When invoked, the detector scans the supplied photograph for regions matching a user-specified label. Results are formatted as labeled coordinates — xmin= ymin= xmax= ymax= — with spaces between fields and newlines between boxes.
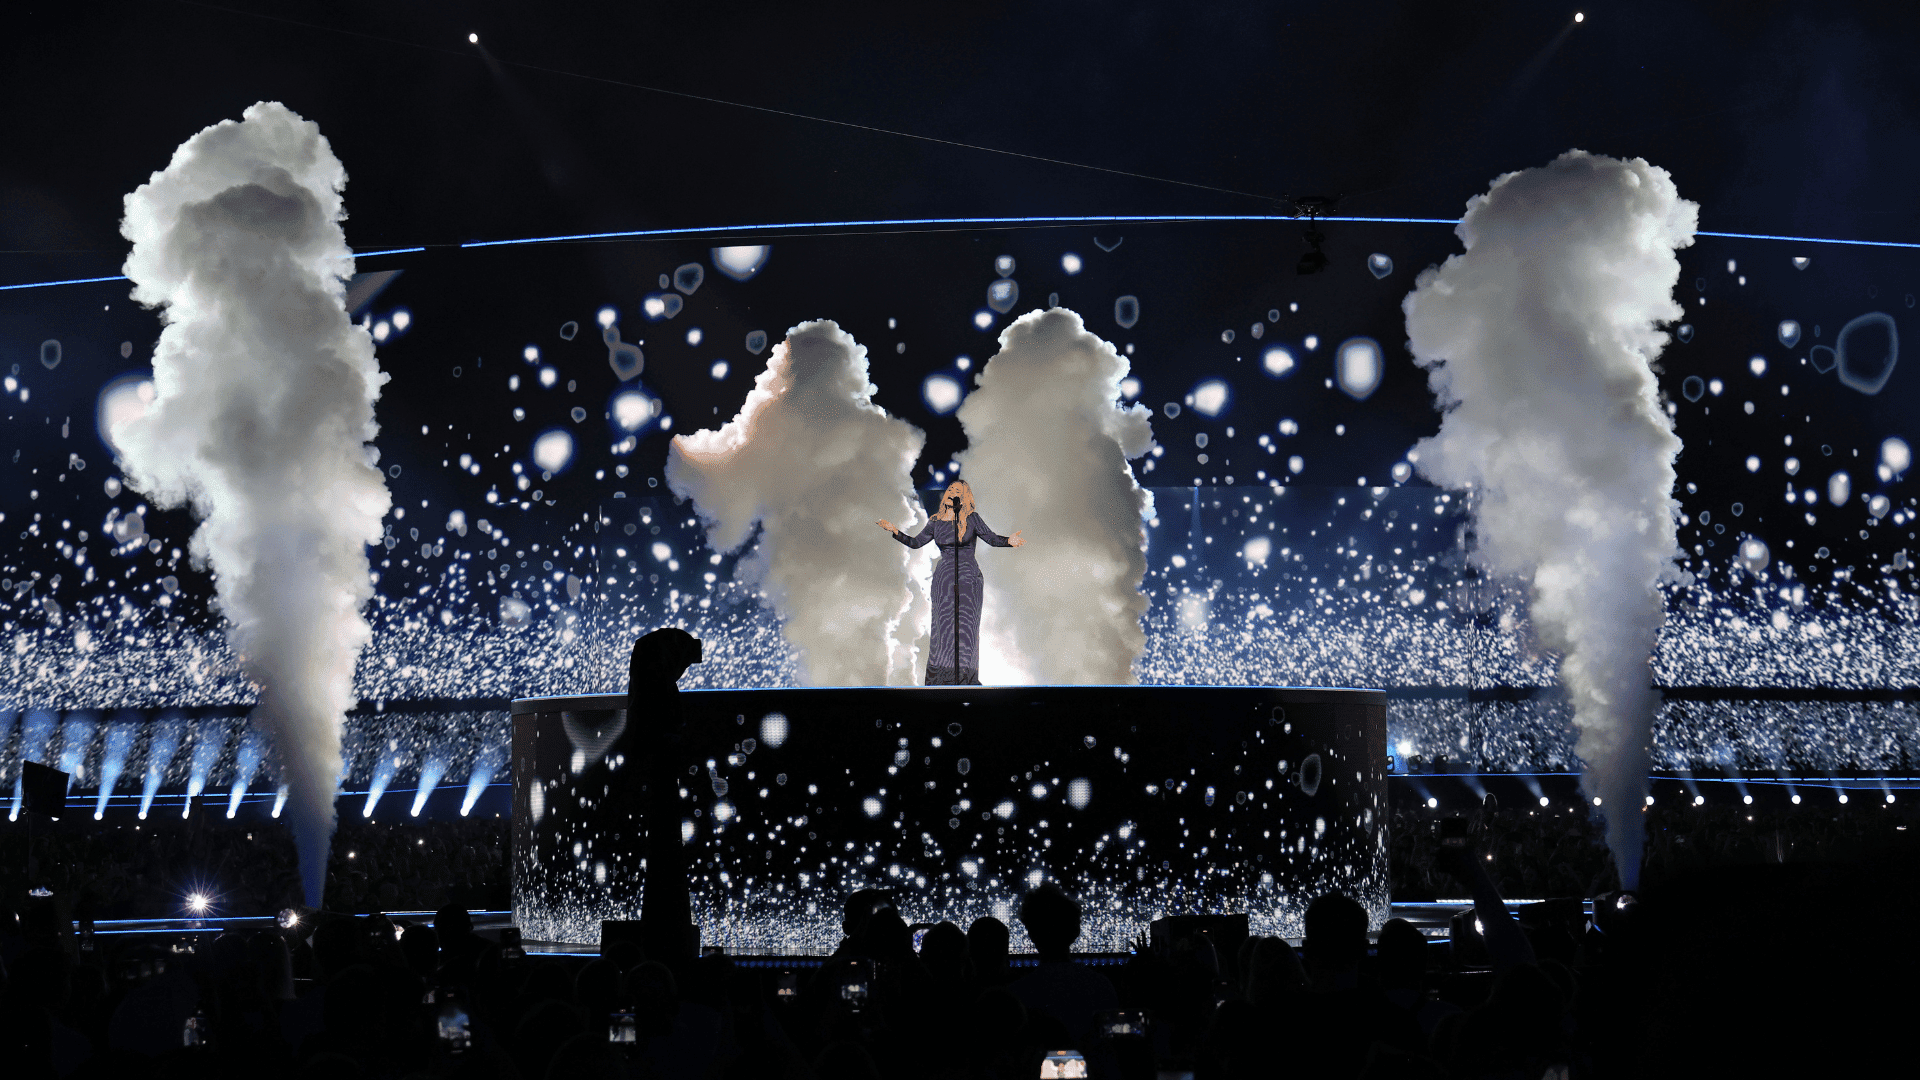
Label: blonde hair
xmin=934 ymin=480 xmax=976 ymax=540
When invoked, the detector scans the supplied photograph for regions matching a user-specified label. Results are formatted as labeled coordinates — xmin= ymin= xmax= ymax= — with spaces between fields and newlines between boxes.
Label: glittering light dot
xmin=1190 ymin=380 xmax=1229 ymax=417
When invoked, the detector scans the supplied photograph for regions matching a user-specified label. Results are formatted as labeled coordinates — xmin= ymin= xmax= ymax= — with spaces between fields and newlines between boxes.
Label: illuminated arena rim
xmin=511 ymin=686 xmax=1388 ymax=952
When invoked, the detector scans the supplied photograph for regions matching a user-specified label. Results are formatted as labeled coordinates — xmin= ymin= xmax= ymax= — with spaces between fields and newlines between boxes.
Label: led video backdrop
xmin=1 ymin=223 xmax=1915 ymax=799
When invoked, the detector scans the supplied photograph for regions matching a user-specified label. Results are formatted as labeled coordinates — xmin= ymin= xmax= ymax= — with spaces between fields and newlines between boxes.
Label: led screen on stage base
xmin=511 ymin=686 xmax=1388 ymax=951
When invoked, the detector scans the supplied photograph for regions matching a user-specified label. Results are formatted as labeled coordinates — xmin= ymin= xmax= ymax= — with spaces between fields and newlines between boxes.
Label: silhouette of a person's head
xmin=1303 ymin=893 xmax=1369 ymax=990
xmin=969 ymin=916 xmax=1011 ymax=979
xmin=841 ymin=889 xmax=896 ymax=938
xmin=1017 ymin=883 xmax=1083 ymax=961
xmin=1376 ymin=917 xmax=1428 ymax=991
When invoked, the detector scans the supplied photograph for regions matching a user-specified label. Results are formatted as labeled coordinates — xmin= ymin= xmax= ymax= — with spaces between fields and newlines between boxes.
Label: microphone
xmin=948 ymin=496 xmax=962 ymax=510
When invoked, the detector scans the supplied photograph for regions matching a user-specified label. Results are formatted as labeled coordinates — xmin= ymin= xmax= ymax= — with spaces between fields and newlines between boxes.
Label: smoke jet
xmin=956 ymin=309 xmax=1155 ymax=684
xmin=667 ymin=321 xmax=929 ymax=686
xmin=1403 ymin=151 xmax=1695 ymax=889
xmin=117 ymin=102 xmax=391 ymax=906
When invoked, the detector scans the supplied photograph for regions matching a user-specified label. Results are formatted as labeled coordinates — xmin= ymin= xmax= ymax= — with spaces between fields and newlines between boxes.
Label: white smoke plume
xmin=117 ymin=102 xmax=391 ymax=907
xmin=1403 ymin=151 xmax=1695 ymax=889
xmin=667 ymin=320 xmax=930 ymax=686
xmin=956 ymin=309 xmax=1155 ymax=684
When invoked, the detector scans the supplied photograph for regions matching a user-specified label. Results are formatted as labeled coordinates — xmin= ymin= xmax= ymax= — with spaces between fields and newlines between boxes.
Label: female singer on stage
xmin=876 ymin=479 xmax=1024 ymax=685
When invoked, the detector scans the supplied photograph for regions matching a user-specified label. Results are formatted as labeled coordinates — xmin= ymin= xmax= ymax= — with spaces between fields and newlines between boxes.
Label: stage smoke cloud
xmin=957 ymin=309 xmax=1155 ymax=684
xmin=668 ymin=321 xmax=930 ymax=686
xmin=117 ymin=102 xmax=391 ymax=906
xmin=1403 ymin=150 xmax=1695 ymax=889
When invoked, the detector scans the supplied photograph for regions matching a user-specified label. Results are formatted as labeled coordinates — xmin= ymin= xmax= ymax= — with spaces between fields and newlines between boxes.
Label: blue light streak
xmin=457 ymin=215 xmax=1458 ymax=248
xmin=0 ymin=274 xmax=130 ymax=292
xmin=1697 ymin=230 xmax=1920 ymax=249
xmin=5 ymin=223 xmax=1916 ymax=290
xmin=0 ymin=247 xmax=425 ymax=291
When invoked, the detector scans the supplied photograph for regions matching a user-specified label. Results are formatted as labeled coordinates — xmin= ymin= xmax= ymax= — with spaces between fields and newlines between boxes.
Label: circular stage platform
xmin=511 ymin=685 xmax=1388 ymax=952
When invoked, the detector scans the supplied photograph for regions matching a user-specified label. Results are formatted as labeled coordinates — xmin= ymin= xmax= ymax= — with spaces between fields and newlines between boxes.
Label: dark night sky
xmin=4 ymin=0 xmax=1918 ymax=287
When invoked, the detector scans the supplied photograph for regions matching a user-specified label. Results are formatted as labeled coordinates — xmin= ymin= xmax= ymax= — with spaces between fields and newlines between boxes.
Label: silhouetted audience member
xmin=400 ymin=922 xmax=440 ymax=981
xmin=629 ymin=958 xmax=729 ymax=1076
xmin=574 ymin=956 xmax=624 ymax=1030
xmin=1008 ymin=883 xmax=1118 ymax=1045
xmin=1244 ymin=933 xmax=1308 ymax=1007
xmin=1297 ymin=894 xmax=1423 ymax=1079
xmin=1377 ymin=917 xmax=1461 ymax=1042
xmin=917 ymin=921 xmax=972 ymax=987
xmin=434 ymin=904 xmax=488 ymax=969
xmin=967 ymin=915 xmax=1013 ymax=987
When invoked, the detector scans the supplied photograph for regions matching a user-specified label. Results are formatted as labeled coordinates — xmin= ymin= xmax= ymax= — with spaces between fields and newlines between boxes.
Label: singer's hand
xmin=875 ymin=519 xmax=898 ymax=534
xmin=1008 ymin=530 xmax=1025 ymax=548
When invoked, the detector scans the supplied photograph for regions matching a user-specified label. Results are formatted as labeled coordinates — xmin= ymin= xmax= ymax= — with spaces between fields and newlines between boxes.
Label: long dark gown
xmin=894 ymin=513 xmax=1013 ymax=685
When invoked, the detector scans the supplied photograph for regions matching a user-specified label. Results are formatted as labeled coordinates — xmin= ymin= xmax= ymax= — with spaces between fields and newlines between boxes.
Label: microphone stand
xmin=949 ymin=495 xmax=963 ymax=685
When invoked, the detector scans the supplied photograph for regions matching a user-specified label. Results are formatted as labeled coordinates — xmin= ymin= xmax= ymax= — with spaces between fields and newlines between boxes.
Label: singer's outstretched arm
xmin=969 ymin=515 xmax=1026 ymax=548
xmin=881 ymin=519 xmax=938 ymax=548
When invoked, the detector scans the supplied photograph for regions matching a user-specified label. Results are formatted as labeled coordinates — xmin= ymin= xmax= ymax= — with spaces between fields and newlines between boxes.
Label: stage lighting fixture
xmin=1574 ymin=12 xmax=1584 ymax=23
xmin=277 ymin=907 xmax=302 ymax=929
xmin=1283 ymin=194 xmax=1339 ymax=275
xmin=468 ymin=32 xmax=478 ymax=43
xmin=186 ymin=893 xmax=210 ymax=914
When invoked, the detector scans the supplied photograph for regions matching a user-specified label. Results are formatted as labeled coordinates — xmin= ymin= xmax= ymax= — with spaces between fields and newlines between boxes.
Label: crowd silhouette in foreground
xmin=0 ymin=856 xmax=1612 ymax=1080
xmin=1 ymin=793 xmax=1910 ymax=1077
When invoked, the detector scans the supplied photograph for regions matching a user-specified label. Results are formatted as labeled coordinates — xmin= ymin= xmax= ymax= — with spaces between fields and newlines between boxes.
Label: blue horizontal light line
xmin=1697 ymin=230 xmax=1920 ymax=249
xmin=7 ymin=219 xmax=1912 ymax=290
xmin=9 ymin=221 xmax=1917 ymax=290
xmin=0 ymin=274 xmax=128 ymax=291
xmin=458 ymin=217 xmax=1920 ymax=250
xmin=0 ymin=246 xmax=421 ymax=291
xmin=458 ymin=214 xmax=1457 ymax=248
